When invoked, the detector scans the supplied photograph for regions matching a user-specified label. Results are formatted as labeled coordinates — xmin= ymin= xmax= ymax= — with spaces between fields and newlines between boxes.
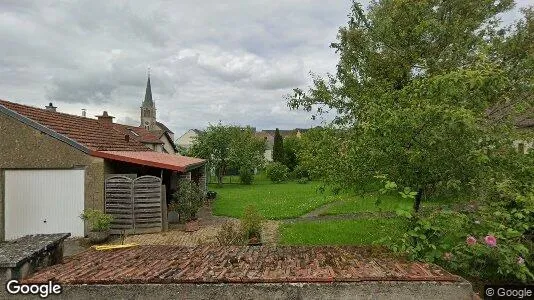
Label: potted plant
xmin=80 ymin=209 xmax=113 ymax=244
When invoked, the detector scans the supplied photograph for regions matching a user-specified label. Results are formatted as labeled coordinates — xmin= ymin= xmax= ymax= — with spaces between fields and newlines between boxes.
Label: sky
xmin=0 ymin=0 xmax=531 ymax=137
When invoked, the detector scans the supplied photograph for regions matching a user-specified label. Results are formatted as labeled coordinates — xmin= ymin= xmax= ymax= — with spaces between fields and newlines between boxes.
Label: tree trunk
xmin=413 ymin=188 xmax=423 ymax=213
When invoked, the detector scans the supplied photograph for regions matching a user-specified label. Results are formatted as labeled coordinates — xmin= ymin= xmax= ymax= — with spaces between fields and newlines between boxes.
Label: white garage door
xmin=5 ymin=169 xmax=85 ymax=240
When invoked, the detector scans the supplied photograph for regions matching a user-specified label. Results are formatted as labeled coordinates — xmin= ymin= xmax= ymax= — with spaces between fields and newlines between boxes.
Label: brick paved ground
xmin=110 ymin=206 xmax=280 ymax=246
xmin=25 ymin=245 xmax=459 ymax=285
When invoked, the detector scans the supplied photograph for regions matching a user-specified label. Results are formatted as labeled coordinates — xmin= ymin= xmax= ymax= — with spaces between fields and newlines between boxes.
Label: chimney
xmin=81 ymin=109 xmax=86 ymax=117
xmin=95 ymin=111 xmax=115 ymax=124
xmin=45 ymin=102 xmax=57 ymax=112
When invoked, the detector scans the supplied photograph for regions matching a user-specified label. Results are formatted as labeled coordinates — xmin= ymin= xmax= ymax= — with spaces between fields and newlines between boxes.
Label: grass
xmin=279 ymin=218 xmax=407 ymax=245
xmin=321 ymin=192 xmax=463 ymax=216
xmin=210 ymin=176 xmax=335 ymax=220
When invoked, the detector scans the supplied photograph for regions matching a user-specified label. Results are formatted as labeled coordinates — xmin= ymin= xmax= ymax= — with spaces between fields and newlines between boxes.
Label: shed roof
xmin=93 ymin=151 xmax=205 ymax=172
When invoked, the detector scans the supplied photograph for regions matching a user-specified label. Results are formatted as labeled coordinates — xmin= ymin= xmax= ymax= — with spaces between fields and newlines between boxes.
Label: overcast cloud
xmin=0 ymin=0 xmax=530 ymax=136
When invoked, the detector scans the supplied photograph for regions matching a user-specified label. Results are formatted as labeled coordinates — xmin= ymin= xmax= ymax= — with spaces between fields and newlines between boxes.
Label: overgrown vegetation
xmin=265 ymin=162 xmax=289 ymax=183
xmin=80 ymin=209 xmax=113 ymax=232
xmin=216 ymin=205 xmax=264 ymax=245
xmin=189 ymin=123 xmax=265 ymax=186
xmin=170 ymin=180 xmax=204 ymax=223
xmin=286 ymin=0 xmax=534 ymax=284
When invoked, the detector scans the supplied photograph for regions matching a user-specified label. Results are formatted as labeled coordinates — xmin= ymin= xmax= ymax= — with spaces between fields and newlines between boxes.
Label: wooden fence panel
xmin=133 ymin=176 xmax=162 ymax=233
xmin=105 ymin=175 xmax=163 ymax=235
xmin=105 ymin=176 xmax=134 ymax=235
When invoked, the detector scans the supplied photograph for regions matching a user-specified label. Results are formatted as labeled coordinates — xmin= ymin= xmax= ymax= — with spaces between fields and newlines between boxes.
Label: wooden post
xmin=161 ymin=184 xmax=168 ymax=232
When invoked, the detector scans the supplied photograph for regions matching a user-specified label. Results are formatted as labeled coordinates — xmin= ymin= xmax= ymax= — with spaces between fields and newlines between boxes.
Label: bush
xmin=171 ymin=180 xmax=204 ymax=223
xmin=239 ymin=167 xmax=254 ymax=185
xmin=80 ymin=209 xmax=113 ymax=232
xmin=265 ymin=162 xmax=289 ymax=183
xmin=216 ymin=221 xmax=245 ymax=245
xmin=240 ymin=205 xmax=263 ymax=240
xmin=291 ymin=165 xmax=309 ymax=180
xmin=297 ymin=177 xmax=309 ymax=184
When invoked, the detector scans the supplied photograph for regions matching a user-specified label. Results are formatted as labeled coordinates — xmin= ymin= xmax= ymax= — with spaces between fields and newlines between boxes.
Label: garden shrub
xmin=171 ymin=180 xmax=204 ymax=223
xmin=380 ymin=177 xmax=534 ymax=283
xmin=240 ymin=205 xmax=263 ymax=240
xmin=216 ymin=222 xmax=245 ymax=246
xmin=79 ymin=209 xmax=113 ymax=232
xmin=290 ymin=165 xmax=309 ymax=180
xmin=265 ymin=162 xmax=289 ymax=183
xmin=297 ymin=177 xmax=309 ymax=184
xmin=239 ymin=167 xmax=254 ymax=185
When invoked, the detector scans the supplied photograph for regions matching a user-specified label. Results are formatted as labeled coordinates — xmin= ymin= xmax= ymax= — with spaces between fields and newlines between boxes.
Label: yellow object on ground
xmin=92 ymin=243 xmax=139 ymax=251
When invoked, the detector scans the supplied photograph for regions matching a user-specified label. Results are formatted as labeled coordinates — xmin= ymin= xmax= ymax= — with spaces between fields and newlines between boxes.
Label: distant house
xmin=0 ymin=98 xmax=206 ymax=240
xmin=256 ymin=128 xmax=309 ymax=162
xmin=175 ymin=129 xmax=204 ymax=150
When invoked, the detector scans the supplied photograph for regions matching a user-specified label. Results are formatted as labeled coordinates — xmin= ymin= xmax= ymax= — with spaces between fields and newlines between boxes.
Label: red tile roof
xmin=0 ymin=99 xmax=150 ymax=151
xmin=112 ymin=123 xmax=163 ymax=144
xmin=24 ymin=245 xmax=460 ymax=285
xmin=93 ymin=151 xmax=205 ymax=172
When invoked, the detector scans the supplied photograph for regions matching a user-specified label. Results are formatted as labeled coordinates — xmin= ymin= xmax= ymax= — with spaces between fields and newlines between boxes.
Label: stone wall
xmin=0 ymin=114 xmax=105 ymax=240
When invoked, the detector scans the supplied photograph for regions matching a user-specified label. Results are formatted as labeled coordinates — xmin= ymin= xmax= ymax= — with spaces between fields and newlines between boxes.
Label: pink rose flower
xmin=518 ymin=257 xmax=525 ymax=265
xmin=466 ymin=236 xmax=477 ymax=246
xmin=484 ymin=235 xmax=497 ymax=247
xmin=443 ymin=252 xmax=453 ymax=261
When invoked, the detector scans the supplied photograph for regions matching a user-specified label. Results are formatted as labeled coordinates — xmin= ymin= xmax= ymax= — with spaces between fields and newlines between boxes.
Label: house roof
xmin=112 ymin=124 xmax=163 ymax=144
xmin=0 ymin=99 xmax=206 ymax=171
xmin=93 ymin=151 xmax=205 ymax=172
xmin=0 ymin=99 xmax=150 ymax=151
xmin=156 ymin=121 xmax=173 ymax=134
xmin=261 ymin=128 xmax=310 ymax=137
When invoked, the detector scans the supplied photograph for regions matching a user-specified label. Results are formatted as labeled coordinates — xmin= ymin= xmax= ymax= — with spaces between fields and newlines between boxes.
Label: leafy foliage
xmin=189 ymin=123 xmax=265 ymax=186
xmin=239 ymin=167 xmax=254 ymax=185
xmin=80 ymin=209 xmax=113 ymax=232
xmin=171 ymin=180 xmax=204 ymax=223
xmin=287 ymin=0 xmax=532 ymax=211
xmin=272 ymin=128 xmax=285 ymax=163
xmin=216 ymin=221 xmax=245 ymax=246
xmin=240 ymin=205 xmax=264 ymax=240
xmin=283 ymin=136 xmax=301 ymax=171
xmin=265 ymin=162 xmax=289 ymax=183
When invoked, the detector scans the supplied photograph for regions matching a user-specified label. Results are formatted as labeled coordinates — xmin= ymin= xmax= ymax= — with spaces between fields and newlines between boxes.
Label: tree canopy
xmin=189 ymin=124 xmax=265 ymax=186
xmin=288 ymin=0 xmax=533 ymax=211
xmin=272 ymin=128 xmax=285 ymax=163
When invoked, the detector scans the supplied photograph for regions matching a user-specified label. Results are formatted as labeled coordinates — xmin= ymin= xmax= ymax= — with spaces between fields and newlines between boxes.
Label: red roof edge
xmin=91 ymin=150 xmax=196 ymax=172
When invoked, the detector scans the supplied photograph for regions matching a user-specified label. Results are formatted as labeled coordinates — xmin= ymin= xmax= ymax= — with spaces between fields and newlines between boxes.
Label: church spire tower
xmin=140 ymin=68 xmax=156 ymax=130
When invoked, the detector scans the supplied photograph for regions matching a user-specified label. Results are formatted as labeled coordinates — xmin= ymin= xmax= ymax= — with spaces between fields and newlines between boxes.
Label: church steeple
xmin=140 ymin=68 xmax=156 ymax=130
xmin=143 ymin=70 xmax=154 ymax=107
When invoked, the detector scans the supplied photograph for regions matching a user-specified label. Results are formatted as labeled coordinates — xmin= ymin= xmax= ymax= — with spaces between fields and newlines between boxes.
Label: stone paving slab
xmin=24 ymin=245 xmax=459 ymax=285
xmin=0 ymin=233 xmax=70 ymax=268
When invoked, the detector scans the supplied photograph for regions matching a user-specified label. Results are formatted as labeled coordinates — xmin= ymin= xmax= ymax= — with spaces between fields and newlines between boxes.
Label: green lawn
xmin=279 ymin=218 xmax=407 ymax=245
xmin=321 ymin=193 xmax=454 ymax=216
xmin=210 ymin=178 xmax=335 ymax=220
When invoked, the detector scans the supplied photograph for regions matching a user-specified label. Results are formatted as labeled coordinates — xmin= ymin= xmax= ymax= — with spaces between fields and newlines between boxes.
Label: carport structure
xmin=0 ymin=99 xmax=206 ymax=240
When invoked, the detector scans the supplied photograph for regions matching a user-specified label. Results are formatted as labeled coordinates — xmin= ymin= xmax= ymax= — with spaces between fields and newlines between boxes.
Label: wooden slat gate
xmin=105 ymin=175 xmax=163 ymax=234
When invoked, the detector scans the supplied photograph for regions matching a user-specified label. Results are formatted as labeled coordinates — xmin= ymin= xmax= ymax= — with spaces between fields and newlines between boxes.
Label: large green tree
xmin=189 ymin=124 xmax=265 ymax=186
xmin=289 ymin=0 xmax=532 ymax=211
xmin=272 ymin=128 xmax=285 ymax=163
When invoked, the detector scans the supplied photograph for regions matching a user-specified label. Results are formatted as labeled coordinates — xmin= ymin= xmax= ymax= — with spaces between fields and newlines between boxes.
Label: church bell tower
xmin=140 ymin=70 xmax=156 ymax=131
